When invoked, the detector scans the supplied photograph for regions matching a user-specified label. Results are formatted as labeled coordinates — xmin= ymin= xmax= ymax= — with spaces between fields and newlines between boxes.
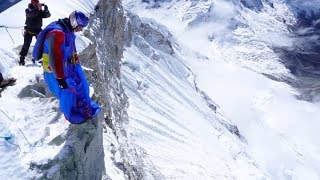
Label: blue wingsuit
xmin=33 ymin=18 xmax=100 ymax=124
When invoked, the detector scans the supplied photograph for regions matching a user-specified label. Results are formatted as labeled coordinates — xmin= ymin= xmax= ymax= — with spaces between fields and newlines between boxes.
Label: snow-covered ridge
xmin=0 ymin=0 xmax=320 ymax=179
xmin=122 ymin=0 xmax=320 ymax=179
xmin=121 ymin=11 xmax=266 ymax=179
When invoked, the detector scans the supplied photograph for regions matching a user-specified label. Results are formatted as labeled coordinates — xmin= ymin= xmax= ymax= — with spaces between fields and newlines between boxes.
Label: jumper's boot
xmin=19 ymin=56 xmax=25 ymax=66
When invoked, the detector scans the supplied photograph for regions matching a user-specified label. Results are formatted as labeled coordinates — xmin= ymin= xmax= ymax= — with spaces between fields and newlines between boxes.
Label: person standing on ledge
xmin=33 ymin=10 xmax=101 ymax=124
xmin=19 ymin=0 xmax=50 ymax=65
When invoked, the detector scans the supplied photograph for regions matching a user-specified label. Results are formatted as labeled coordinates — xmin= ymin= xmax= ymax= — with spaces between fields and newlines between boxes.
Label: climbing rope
xmin=19 ymin=139 xmax=44 ymax=159
xmin=0 ymin=25 xmax=24 ymax=44
xmin=0 ymin=109 xmax=47 ymax=158
xmin=0 ymin=109 xmax=32 ymax=146
xmin=0 ymin=25 xmax=24 ymax=31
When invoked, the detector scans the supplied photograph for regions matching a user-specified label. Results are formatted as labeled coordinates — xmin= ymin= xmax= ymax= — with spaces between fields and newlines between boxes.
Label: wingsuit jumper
xmin=19 ymin=0 xmax=51 ymax=65
xmin=33 ymin=10 xmax=101 ymax=124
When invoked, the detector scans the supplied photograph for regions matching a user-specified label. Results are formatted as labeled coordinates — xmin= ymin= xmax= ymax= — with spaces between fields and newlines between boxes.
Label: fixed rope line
xmin=0 ymin=108 xmax=45 ymax=158
xmin=0 ymin=25 xmax=24 ymax=44
xmin=4 ymin=26 xmax=15 ymax=44
xmin=20 ymin=139 xmax=44 ymax=159
xmin=0 ymin=25 xmax=24 ymax=29
xmin=0 ymin=109 xmax=32 ymax=146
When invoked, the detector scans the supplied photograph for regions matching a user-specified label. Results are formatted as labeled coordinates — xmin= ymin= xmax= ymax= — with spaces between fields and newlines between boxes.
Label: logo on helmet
xmin=69 ymin=10 xmax=89 ymax=29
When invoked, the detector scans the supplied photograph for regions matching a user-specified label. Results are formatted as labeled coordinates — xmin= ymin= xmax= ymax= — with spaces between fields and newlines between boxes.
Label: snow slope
xmin=122 ymin=0 xmax=320 ymax=179
xmin=0 ymin=0 xmax=319 ymax=179
xmin=0 ymin=0 xmax=102 ymax=179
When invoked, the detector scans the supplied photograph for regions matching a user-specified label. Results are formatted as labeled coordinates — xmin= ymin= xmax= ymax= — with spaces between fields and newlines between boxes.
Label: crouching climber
xmin=33 ymin=10 xmax=101 ymax=124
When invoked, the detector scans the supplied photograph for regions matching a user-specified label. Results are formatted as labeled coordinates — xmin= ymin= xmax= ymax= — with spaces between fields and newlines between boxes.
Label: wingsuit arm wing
xmin=46 ymin=30 xmax=65 ymax=80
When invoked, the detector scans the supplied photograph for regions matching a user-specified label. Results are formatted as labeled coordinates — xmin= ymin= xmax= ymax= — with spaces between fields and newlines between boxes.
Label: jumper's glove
xmin=57 ymin=78 xmax=68 ymax=89
xmin=44 ymin=5 xmax=48 ymax=11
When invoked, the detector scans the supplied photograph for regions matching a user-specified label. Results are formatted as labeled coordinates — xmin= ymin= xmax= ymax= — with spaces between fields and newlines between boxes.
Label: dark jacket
xmin=25 ymin=3 xmax=51 ymax=33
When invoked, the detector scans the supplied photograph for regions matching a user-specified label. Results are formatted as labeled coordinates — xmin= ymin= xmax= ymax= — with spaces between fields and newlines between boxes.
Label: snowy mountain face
xmin=273 ymin=2 xmax=320 ymax=101
xmin=133 ymin=0 xmax=320 ymax=101
xmin=0 ymin=0 xmax=320 ymax=179
xmin=0 ymin=0 xmax=21 ymax=13
xmin=240 ymin=0 xmax=273 ymax=12
xmin=87 ymin=1 xmax=253 ymax=178
xmin=119 ymin=11 xmax=257 ymax=179
xmin=121 ymin=0 xmax=320 ymax=179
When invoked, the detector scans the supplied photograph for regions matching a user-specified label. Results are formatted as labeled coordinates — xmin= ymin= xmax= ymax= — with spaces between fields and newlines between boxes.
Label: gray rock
xmin=31 ymin=114 xmax=105 ymax=180
xmin=18 ymin=78 xmax=54 ymax=98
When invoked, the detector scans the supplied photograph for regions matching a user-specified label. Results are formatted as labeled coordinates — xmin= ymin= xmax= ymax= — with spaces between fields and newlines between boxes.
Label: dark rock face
xmin=296 ymin=10 xmax=320 ymax=26
xmin=273 ymin=11 xmax=320 ymax=101
xmin=18 ymin=78 xmax=54 ymax=98
xmin=239 ymin=0 xmax=274 ymax=11
xmin=30 ymin=116 xmax=105 ymax=180
xmin=88 ymin=2 xmax=167 ymax=179
xmin=127 ymin=12 xmax=175 ymax=55
xmin=89 ymin=0 xmax=149 ymax=179
xmin=141 ymin=0 xmax=172 ymax=8
xmin=238 ymin=0 xmax=273 ymax=11
xmin=89 ymin=0 xmax=128 ymax=129
xmin=78 ymin=44 xmax=107 ymax=108
xmin=240 ymin=0 xmax=264 ymax=11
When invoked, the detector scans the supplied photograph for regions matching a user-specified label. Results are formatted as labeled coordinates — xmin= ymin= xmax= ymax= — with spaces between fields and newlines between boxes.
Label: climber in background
xmin=19 ymin=0 xmax=51 ymax=66
xmin=33 ymin=10 xmax=101 ymax=124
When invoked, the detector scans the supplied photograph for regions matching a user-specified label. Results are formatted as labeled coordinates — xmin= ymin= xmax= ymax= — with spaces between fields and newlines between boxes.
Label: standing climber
xmin=19 ymin=0 xmax=51 ymax=65
xmin=33 ymin=10 xmax=101 ymax=124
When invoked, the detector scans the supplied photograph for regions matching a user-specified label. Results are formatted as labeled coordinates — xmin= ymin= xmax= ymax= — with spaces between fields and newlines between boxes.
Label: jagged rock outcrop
xmin=30 ymin=115 xmax=105 ymax=180
xmin=18 ymin=76 xmax=54 ymax=98
xmin=88 ymin=0 xmax=150 ymax=179
xmin=89 ymin=0 xmax=127 ymax=125
xmin=239 ymin=0 xmax=274 ymax=11
xmin=88 ymin=1 xmax=165 ymax=179
xmin=127 ymin=12 xmax=175 ymax=55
